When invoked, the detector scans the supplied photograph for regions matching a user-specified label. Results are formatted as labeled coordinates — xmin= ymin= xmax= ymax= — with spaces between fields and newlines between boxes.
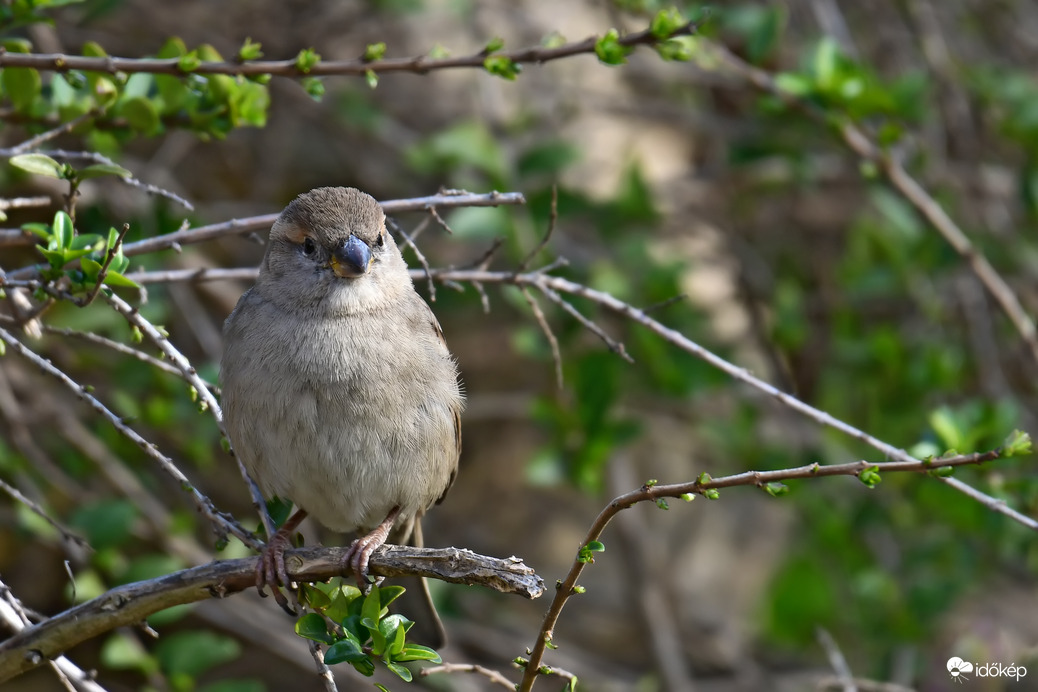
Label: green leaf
xmin=38 ymin=247 xmax=66 ymax=270
xmin=238 ymin=37 xmax=263 ymax=61
xmin=650 ymin=8 xmax=685 ymax=39
xmin=378 ymin=585 xmax=406 ymax=609
xmin=324 ymin=638 xmax=367 ymax=666
xmin=703 ymin=488 xmax=720 ymax=500
xmin=595 ymin=29 xmax=633 ymax=66
xmin=365 ymin=69 xmax=378 ymax=90
xmin=70 ymin=233 xmax=103 ymax=250
xmin=53 ymin=211 xmax=74 ymax=250
xmin=230 ymin=81 xmax=270 ymax=126
xmin=302 ymin=76 xmax=325 ymax=101
xmin=155 ymin=631 xmax=241 ymax=677
xmin=483 ymin=55 xmax=520 ymax=80
xmin=396 ymin=644 xmax=441 ymax=663
xmin=578 ymin=540 xmax=606 ymax=563
xmin=81 ymin=257 xmax=103 ymax=281
xmin=294 ymin=613 xmax=333 ymax=644
xmin=378 ymin=614 xmax=411 ymax=656
xmin=77 ymin=163 xmax=132 ymax=180
xmin=655 ymin=37 xmax=696 ymax=62
xmin=858 ymin=466 xmax=882 ymax=488
xmin=2 ymin=67 xmax=41 ymax=111
xmin=386 ymin=661 xmax=412 ymax=682
xmin=326 ymin=584 xmax=362 ymax=622
xmin=23 ymin=222 xmax=51 ymax=239
xmin=295 ymin=48 xmax=321 ymax=73
xmin=361 ymin=587 xmax=381 ymax=625
xmin=763 ymin=482 xmax=790 ymax=497
xmin=1002 ymin=429 xmax=1032 ymax=457
xmin=364 ymin=42 xmax=386 ymax=61
xmin=119 ymin=96 xmax=161 ymax=135
xmin=484 ymin=37 xmax=505 ymax=53
xmin=10 ymin=153 xmax=63 ymax=178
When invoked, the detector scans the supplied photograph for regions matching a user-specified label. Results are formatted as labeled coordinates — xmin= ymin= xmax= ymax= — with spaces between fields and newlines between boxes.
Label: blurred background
xmin=1 ymin=0 xmax=1037 ymax=690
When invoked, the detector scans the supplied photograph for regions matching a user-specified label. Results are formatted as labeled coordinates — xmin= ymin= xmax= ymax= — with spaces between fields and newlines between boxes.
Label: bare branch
xmin=520 ymin=286 xmax=563 ymax=388
xmin=0 ymin=111 xmax=95 ymax=156
xmin=421 ymin=662 xmax=516 ymax=689
xmin=0 ymin=476 xmax=89 ymax=550
xmin=705 ymin=41 xmax=1038 ymax=369
xmin=101 ymin=292 xmax=273 ymax=540
xmin=0 ymin=545 xmax=544 ymax=683
xmin=0 ymin=325 xmax=258 ymax=549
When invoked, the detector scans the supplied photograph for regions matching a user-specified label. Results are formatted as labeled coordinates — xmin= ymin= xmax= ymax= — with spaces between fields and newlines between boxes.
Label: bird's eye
xmin=302 ymin=237 xmax=317 ymax=256
xmin=376 ymin=233 xmax=384 ymax=247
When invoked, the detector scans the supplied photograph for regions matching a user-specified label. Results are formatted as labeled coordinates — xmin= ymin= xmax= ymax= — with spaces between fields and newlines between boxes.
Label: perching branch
xmin=0 ymin=545 xmax=544 ymax=684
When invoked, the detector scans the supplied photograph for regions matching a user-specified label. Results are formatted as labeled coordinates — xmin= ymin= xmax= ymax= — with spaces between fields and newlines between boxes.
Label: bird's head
xmin=259 ymin=187 xmax=410 ymax=314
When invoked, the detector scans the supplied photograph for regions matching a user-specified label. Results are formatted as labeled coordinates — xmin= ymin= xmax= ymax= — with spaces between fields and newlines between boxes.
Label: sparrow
xmin=220 ymin=187 xmax=463 ymax=643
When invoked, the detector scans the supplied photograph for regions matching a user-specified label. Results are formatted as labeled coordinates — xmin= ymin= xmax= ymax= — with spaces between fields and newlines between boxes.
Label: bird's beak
xmin=330 ymin=235 xmax=372 ymax=278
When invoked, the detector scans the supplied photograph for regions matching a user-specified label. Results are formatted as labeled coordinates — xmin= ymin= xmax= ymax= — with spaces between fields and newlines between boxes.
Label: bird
xmin=220 ymin=187 xmax=463 ymax=643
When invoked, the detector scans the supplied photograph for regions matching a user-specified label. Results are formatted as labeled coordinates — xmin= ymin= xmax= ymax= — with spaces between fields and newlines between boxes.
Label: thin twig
xmin=517 ymin=446 xmax=1016 ymax=691
xmin=44 ymin=149 xmax=195 ymax=211
xmin=0 ymin=476 xmax=89 ymax=550
xmin=41 ymin=325 xmax=218 ymax=390
xmin=706 ymin=41 xmax=1038 ymax=369
xmin=75 ymin=223 xmax=128 ymax=307
xmin=107 ymin=263 xmax=1038 ymax=529
xmin=421 ymin=662 xmax=515 ymax=689
xmin=6 ymin=191 xmax=525 ymax=281
xmin=518 ymin=185 xmax=557 ymax=272
xmin=387 ymin=217 xmax=435 ymax=300
xmin=538 ymin=282 xmax=634 ymax=363
xmin=0 ymin=196 xmax=51 ymax=210
xmin=0 ymin=325 xmax=258 ymax=550
xmin=1 ymin=112 xmax=95 ymax=156
xmin=520 ymin=286 xmax=563 ymax=388
xmin=0 ymin=21 xmax=701 ymax=78
xmin=817 ymin=628 xmax=857 ymax=692
xmin=101 ymin=292 xmax=274 ymax=541
xmin=307 ymin=640 xmax=338 ymax=692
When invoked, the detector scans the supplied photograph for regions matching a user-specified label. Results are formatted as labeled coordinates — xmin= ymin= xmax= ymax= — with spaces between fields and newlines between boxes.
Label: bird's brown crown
xmin=274 ymin=187 xmax=385 ymax=246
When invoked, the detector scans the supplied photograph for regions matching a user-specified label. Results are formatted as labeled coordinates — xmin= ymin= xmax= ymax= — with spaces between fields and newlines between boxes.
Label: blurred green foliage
xmin=0 ymin=0 xmax=1036 ymax=689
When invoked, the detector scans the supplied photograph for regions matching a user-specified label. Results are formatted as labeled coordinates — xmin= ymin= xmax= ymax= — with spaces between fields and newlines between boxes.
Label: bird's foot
xmin=257 ymin=509 xmax=308 ymax=615
xmin=342 ymin=506 xmax=400 ymax=583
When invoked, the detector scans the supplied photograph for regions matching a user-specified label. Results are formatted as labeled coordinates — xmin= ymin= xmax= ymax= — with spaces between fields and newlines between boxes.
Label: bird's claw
xmin=257 ymin=529 xmax=298 ymax=615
